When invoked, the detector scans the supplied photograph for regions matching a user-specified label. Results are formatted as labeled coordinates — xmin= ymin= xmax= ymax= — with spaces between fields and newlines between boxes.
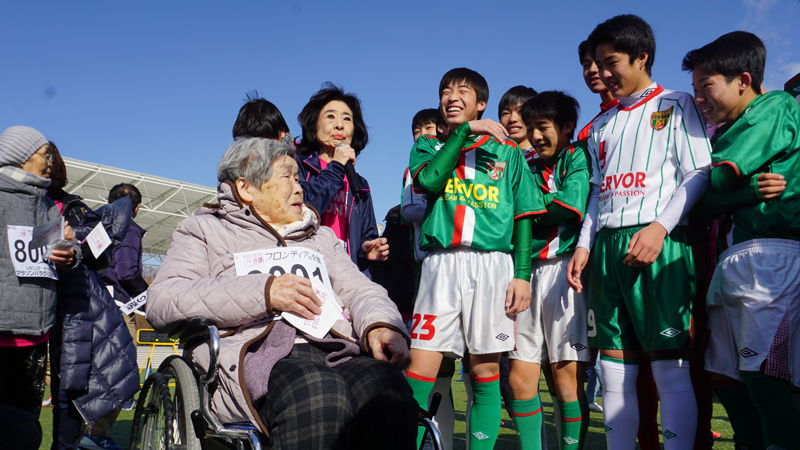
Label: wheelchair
xmin=129 ymin=319 xmax=444 ymax=450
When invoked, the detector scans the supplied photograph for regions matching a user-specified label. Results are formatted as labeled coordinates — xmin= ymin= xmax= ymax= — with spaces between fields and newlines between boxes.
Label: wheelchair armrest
xmin=169 ymin=319 xmax=216 ymax=348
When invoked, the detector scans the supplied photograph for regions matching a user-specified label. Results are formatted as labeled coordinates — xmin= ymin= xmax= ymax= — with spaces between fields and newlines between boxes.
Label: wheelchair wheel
xmin=131 ymin=371 xmax=173 ymax=450
xmin=158 ymin=356 xmax=202 ymax=450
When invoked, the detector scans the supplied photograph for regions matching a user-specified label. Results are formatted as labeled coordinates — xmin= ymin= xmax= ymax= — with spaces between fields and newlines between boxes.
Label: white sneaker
xmin=588 ymin=402 xmax=603 ymax=413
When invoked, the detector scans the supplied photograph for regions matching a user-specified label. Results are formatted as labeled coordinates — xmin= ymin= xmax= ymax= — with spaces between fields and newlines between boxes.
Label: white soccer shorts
xmin=705 ymin=239 xmax=800 ymax=387
xmin=510 ymin=255 xmax=590 ymax=364
xmin=410 ymin=247 xmax=515 ymax=358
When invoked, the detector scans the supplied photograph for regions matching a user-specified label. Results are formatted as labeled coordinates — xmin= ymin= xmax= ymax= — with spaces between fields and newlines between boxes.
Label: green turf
xmin=39 ymin=361 xmax=738 ymax=449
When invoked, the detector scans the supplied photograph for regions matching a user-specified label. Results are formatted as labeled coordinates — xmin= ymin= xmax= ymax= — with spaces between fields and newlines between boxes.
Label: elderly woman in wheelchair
xmin=144 ymin=137 xmax=419 ymax=450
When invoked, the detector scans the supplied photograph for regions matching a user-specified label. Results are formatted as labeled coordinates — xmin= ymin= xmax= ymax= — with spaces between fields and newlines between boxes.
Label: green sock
xmin=578 ymin=396 xmax=589 ymax=450
xmin=406 ymin=371 xmax=435 ymax=448
xmin=510 ymin=395 xmax=543 ymax=450
xmin=559 ymin=398 xmax=587 ymax=450
xmin=741 ymin=371 xmax=800 ymax=448
xmin=468 ymin=375 xmax=502 ymax=450
xmin=713 ymin=385 xmax=765 ymax=449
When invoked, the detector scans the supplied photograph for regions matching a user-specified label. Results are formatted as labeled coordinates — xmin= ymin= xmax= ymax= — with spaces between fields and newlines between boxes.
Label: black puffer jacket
xmin=48 ymin=190 xmax=140 ymax=425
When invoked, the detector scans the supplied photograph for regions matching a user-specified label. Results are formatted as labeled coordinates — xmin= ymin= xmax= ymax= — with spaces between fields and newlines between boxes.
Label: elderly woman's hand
xmin=269 ymin=274 xmax=322 ymax=319
xmin=49 ymin=248 xmax=76 ymax=266
xmin=367 ymin=327 xmax=411 ymax=368
xmin=64 ymin=224 xmax=75 ymax=241
xmin=361 ymin=238 xmax=389 ymax=261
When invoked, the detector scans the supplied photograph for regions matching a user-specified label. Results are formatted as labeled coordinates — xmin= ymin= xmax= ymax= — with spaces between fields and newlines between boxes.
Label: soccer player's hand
xmin=467 ymin=119 xmax=508 ymax=143
xmin=756 ymin=173 xmax=786 ymax=200
xmin=362 ymin=238 xmax=389 ymax=261
xmin=367 ymin=326 xmax=411 ymax=368
xmin=333 ymin=143 xmax=356 ymax=166
xmin=269 ymin=274 xmax=322 ymax=319
xmin=624 ymin=223 xmax=667 ymax=267
xmin=505 ymin=278 xmax=531 ymax=315
xmin=567 ymin=247 xmax=589 ymax=292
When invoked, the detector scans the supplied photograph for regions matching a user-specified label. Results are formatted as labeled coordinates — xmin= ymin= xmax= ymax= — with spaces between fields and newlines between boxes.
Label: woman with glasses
xmin=0 ymin=126 xmax=79 ymax=449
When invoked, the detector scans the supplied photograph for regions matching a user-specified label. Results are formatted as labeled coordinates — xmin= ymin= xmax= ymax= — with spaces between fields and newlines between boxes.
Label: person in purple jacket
xmin=295 ymin=83 xmax=389 ymax=276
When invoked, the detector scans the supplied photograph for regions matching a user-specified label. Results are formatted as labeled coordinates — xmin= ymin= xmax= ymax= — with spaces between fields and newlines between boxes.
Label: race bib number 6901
xmin=233 ymin=247 xmax=343 ymax=339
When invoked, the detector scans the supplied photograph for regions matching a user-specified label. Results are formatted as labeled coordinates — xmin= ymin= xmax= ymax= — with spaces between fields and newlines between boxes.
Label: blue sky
xmin=2 ymin=0 xmax=798 ymax=224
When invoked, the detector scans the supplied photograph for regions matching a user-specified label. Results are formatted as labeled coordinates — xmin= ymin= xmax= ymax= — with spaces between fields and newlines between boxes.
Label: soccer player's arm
xmin=710 ymin=93 xmax=800 ymax=191
xmin=411 ymin=123 xmax=471 ymax=194
xmin=650 ymin=97 xmax=713 ymax=234
xmin=506 ymin=151 xmax=543 ymax=315
xmin=534 ymin=145 xmax=591 ymax=228
xmin=568 ymin=130 xmax=601 ymax=290
xmin=692 ymin=175 xmax=771 ymax=217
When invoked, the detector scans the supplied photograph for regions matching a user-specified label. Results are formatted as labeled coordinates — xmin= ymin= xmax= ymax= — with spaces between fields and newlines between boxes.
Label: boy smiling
xmin=685 ymin=31 xmax=800 ymax=448
xmin=510 ymin=91 xmax=592 ymax=450
xmin=406 ymin=68 xmax=545 ymax=450
xmin=566 ymin=15 xmax=712 ymax=449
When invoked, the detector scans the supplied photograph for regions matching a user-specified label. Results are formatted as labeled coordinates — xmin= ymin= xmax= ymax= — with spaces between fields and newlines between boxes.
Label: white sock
xmin=431 ymin=375 xmax=455 ymax=450
xmin=650 ymin=359 xmax=697 ymax=450
xmin=598 ymin=358 xmax=640 ymax=450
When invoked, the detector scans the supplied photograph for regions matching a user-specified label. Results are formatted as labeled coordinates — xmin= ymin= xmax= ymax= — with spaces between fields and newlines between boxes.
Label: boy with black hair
xmin=566 ymin=15 xmax=712 ymax=449
xmin=232 ymin=92 xmax=296 ymax=146
xmin=402 ymin=108 xmax=459 ymax=450
xmin=576 ymin=40 xmax=619 ymax=142
xmin=684 ymin=31 xmax=800 ymax=448
xmin=579 ymin=36 xmax=667 ymax=449
xmin=406 ymin=67 xmax=545 ymax=450
xmin=498 ymin=86 xmax=539 ymax=153
xmin=510 ymin=91 xmax=591 ymax=450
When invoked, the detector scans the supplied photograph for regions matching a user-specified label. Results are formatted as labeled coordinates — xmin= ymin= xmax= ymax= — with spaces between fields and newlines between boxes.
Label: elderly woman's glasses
xmin=34 ymin=151 xmax=52 ymax=163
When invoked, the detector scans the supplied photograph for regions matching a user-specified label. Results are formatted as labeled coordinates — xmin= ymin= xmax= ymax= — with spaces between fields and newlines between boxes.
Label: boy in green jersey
xmin=684 ymin=31 xmax=800 ymax=448
xmin=405 ymin=68 xmax=545 ymax=450
xmin=507 ymin=91 xmax=591 ymax=450
xmin=567 ymin=15 xmax=712 ymax=449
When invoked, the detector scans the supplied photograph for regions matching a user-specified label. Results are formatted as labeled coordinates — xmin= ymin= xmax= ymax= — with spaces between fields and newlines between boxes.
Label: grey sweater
xmin=0 ymin=171 xmax=62 ymax=335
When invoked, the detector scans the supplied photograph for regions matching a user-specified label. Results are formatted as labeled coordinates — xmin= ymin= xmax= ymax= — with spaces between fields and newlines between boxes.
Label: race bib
xmin=120 ymin=290 xmax=147 ymax=316
xmin=7 ymin=225 xmax=57 ymax=279
xmin=233 ymin=247 xmax=344 ymax=339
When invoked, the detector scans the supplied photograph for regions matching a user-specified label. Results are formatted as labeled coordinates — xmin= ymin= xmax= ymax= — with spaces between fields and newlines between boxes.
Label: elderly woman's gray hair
xmin=217 ymin=137 xmax=295 ymax=186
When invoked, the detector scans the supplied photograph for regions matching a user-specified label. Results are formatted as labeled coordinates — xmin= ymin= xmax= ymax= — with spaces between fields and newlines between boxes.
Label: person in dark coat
xmin=47 ymin=143 xmax=139 ymax=450
xmin=294 ymin=83 xmax=388 ymax=276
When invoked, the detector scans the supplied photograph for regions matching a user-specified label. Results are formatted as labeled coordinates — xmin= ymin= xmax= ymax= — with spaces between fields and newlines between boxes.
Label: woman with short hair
xmin=147 ymin=137 xmax=416 ymax=450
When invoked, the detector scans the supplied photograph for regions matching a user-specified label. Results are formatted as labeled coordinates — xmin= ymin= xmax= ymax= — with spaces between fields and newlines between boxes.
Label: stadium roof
xmin=63 ymin=157 xmax=217 ymax=262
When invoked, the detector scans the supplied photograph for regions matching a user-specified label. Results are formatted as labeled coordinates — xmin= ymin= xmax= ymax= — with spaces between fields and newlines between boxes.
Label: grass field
xmin=38 ymin=360 xmax=737 ymax=449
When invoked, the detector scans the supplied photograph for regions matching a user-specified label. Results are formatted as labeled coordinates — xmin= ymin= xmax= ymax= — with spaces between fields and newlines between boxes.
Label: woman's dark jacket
xmin=48 ymin=189 xmax=140 ymax=426
xmin=295 ymin=152 xmax=379 ymax=276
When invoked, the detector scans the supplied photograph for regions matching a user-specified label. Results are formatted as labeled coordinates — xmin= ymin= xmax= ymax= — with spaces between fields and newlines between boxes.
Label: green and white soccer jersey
xmin=711 ymin=91 xmax=800 ymax=246
xmin=409 ymin=134 xmax=545 ymax=252
xmin=526 ymin=142 xmax=591 ymax=260
xmin=586 ymin=85 xmax=712 ymax=229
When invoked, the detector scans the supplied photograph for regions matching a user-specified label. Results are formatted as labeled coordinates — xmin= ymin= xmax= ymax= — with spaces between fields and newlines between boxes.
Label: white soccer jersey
xmin=587 ymin=85 xmax=712 ymax=230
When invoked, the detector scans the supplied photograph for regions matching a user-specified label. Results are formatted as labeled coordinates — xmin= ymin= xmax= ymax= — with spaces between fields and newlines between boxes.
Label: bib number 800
xmin=13 ymin=240 xmax=40 ymax=264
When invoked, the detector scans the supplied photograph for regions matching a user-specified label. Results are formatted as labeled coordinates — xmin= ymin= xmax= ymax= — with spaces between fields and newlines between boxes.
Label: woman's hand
xmin=269 ymin=274 xmax=322 ymax=319
xmin=49 ymin=248 xmax=76 ymax=267
xmin=367 ymin=327 xmax=411 ymax=368
xmin=64 ymin=224 xmax=75 ymax=241
xmin=362 ymin=238 xmax=389 ymax=261
xmin=333 ymin=144 xmax=356 ymax=167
